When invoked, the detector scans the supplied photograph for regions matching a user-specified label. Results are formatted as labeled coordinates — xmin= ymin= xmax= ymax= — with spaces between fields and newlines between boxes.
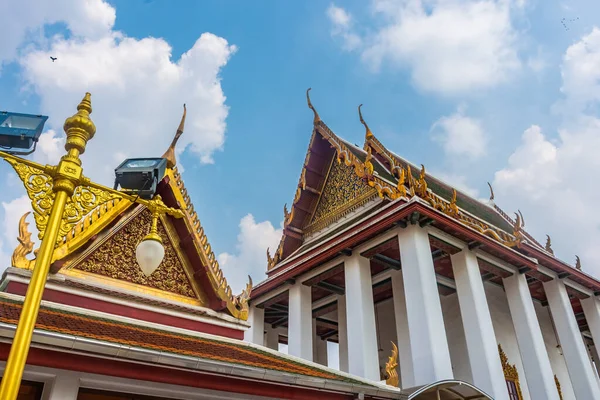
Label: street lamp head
xmin=136 ymin=233 xmax=165 ymax=277
xmin=0 ymin=111 xmax=48 ymax=154
xmin=114 ymin=157 xmax=167 ymax=200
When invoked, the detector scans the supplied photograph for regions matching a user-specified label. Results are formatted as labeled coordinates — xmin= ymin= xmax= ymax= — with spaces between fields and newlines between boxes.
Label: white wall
xmin=376 ymin=298 xmax=398 ymax=379
xmin=441 ymin=293 xmax=472 ymax=382
xmin=535 ymin=301 xmax=577 ymax=400
xmin=485 ymin=283 xmax=532 ymax=400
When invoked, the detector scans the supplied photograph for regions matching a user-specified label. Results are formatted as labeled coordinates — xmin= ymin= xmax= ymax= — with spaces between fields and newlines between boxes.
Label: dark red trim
xmin=0 ymin=344 xmax=356 ymax=400
xmin=522 ymin=243 xmax=600 ymax=291
xmin=4 ymin=281 xmax=244 ymax=340
xmin=255 ymin=201 xmax=538 ymax=298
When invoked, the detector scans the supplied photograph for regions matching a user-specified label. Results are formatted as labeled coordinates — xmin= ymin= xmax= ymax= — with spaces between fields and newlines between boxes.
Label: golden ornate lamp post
xmin=0 ymin=93 xmax=184 ymax=399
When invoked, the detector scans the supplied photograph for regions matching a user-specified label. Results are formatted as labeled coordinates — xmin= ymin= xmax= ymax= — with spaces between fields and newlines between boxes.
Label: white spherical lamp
xmin=135 ymin=213 xmax=164 ymax=277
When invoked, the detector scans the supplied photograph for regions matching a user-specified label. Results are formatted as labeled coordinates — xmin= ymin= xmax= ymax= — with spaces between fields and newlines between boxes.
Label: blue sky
xmin=1 ymin=0 xmax=600 ymax=293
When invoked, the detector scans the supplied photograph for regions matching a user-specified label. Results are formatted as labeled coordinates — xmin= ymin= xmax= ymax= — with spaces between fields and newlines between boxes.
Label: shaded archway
xmin=401 ymin=380 xmax=493 ymax=400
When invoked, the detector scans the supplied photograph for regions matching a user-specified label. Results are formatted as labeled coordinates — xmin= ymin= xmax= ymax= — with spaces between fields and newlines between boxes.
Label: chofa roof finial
xmin=358 ymin=104 xmax=374 ymax=141
xmin=306 ymin=88 xmax=320 ymax=125
xmin=487 ymin=182 xmax=495 ymax=201
xmin=576 ymin=255 xmax=582 ymax=270
xmin=162 ymin=104 xmax=187 ymax=169
xmin=545 ymin=235 xmax=554 ymax=254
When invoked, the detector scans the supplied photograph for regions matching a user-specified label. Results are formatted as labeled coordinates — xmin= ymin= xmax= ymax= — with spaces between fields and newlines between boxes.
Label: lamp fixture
xmin=0 ymin=111 xmax=48 ymax=155
xmin=114 ymin=157 xmax=167 ymax=200
xmin=136 ymin=198 xmax=166 ymax=277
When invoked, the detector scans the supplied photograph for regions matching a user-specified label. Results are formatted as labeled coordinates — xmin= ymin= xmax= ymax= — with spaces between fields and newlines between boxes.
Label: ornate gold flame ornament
xmin=385 ymin=341 xmax=399 ymax=387
xmin=11 ymin=212 xmax=35 ymax=270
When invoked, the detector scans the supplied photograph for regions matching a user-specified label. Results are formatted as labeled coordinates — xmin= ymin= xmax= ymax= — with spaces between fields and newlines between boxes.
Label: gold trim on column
xmin=499 ymin=344 xmax=523 ymax=400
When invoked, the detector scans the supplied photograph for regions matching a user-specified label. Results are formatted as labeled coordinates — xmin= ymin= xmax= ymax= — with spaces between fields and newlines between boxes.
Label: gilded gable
xmin=67 ymin=207 xmax=205 ymax=303
xmin=306 ymin=158 xmax=377 ymax=234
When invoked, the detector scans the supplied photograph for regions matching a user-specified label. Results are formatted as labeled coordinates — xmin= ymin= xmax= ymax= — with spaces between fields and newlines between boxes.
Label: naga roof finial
xmin=162 ymin=104 xmax=187 ymax=169
xmin=306 ymin=88 xmax=320 ymax=125
xmin=545 ymin=235 xmax=554 ymax=254
xmin=487 ymin=182 xmax=495 ymax=201
xmin=358 ymin=104 xmax=374 ymax=141
xmin=576 ymin=255 xmax=582 ymax=270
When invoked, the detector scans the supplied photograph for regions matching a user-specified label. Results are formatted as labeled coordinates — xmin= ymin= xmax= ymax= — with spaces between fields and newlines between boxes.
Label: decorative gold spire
xmin=162 ymin=104 xmax=186 ymax=169
xmin=12 ymin=212 xmax=35 ymax=270
xmin=63 ymin=92 xmax=96 ymax=156
xmin=358 ymin=104 xmax=374 ymax=141
xmin=487 ymin=182 xmax=495 ymax=201
xmin=576 ymin=255 xmax=582 ymax=270
xmin=545 ymin=235 xmax=554 ymax=254
xmin=306 ymin=88 xmax=320 ymax=124
xmin=385 ymin=342 xmax=399 ymax=387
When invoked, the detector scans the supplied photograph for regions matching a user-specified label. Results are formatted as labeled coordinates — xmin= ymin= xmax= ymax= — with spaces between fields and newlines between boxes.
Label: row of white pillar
xmin=248 ymin=225 xmax=600 ymax=400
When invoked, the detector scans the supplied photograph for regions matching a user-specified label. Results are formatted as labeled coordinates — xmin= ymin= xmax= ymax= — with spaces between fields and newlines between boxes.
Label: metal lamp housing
xmin=114 ymin=158 xmax=167 ymax=199
xmin=0 ymin=111 xmax=48 ymax=151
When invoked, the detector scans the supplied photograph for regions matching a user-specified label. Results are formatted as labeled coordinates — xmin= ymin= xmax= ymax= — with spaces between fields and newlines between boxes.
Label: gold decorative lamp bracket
xmin=0 ymin=93 xmax=184 ymax=400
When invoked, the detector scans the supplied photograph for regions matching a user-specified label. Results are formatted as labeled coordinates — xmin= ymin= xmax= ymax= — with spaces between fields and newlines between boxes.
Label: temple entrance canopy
xmin=401 ymin=380 xmax=493 ymax=400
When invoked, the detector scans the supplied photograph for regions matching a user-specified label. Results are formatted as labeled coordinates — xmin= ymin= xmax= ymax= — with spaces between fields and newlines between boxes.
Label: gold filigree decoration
xmin=576 ymin=255 xmax=582 ymax=270
xmin=4 ymin=158 xmax=55 ymax=241
xmin=306 ymin=155 xmax=377 ymax=235
xmin=171 ymin=167 xmax=251 ymax=319
xmin=385 ymin=342 xmax=399 ymax=387
xmin=283 ymin=203 xmax=294 ymax=227
xmin=73 ymin=208 xmax=197 ymax=298
xmin=12 ymin=212 xmax=35 ymax=270
xmin=555 ymin=375 xmax=563 ymax=400
xmin=545 ymin=235 xmax=554 ymax=255
xmin=499 ymin=344 xmax=523 ymax=400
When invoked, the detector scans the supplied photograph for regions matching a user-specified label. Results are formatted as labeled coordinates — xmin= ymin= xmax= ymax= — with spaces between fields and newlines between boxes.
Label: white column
xmin=581 ymin=297 xmax=600 ymax=380
xmin=344 ymin=254 xmax=380 ymax=381
xmin=398 ymin=225 xmax=453 ymax=385
xmin=451 ymin=250 xmax=508 ymax=400
xmin=391 ymin=270 xmax=415 ymax=388
xmin=48 ymin=372 xmax=79 ymax=400
xmin=288 ymin=283 xmax=313 ymax=360
xmin=504 ymin=273 xmax=560 ymax=400
xmin=265 ymin=324 xmax=279 ymax=350
xmin=313 ymin=323 xmax=329 ymax=366
xmin=337 ymin=295 xmax=349 ymax=372
xmin=544 ymin=279 xmax=600 ymax=399
xmin=244 ymin=305 xmax=264 ymax=346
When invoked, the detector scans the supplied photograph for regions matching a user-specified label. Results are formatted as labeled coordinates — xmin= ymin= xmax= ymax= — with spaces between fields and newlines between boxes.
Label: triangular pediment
xmin=304 ymin=157 xmax=377 ymax=235
xmin=62 ymin=206 xmax=208 ymax=306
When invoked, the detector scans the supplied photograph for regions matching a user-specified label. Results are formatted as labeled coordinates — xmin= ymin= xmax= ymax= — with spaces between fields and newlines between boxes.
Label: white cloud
xmin=493 ymin=28 xmax=600 ymax=276
xmin=432 ymin=172 xmax=481 ymax=199
xmin=326 ymin=4 xmax=362 ymax=51
xmin=0 ymin=0 xmax=115 ymax=71
xmin=327 ymin=0 xmax=522 ymax=95
xmin=431 ymin=106 xmax=487 ymax=159
xmin=217 ymin=214 xmax=282 ymax=293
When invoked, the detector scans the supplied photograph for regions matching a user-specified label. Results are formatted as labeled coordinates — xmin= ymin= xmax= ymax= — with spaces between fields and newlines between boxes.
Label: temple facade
xmin=0 ymin=99 xmax=403 ymax=400
xmin=245 ymin=90 xmax=600 ymax=400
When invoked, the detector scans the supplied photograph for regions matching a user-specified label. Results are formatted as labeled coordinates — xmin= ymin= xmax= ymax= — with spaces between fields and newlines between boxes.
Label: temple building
xmin=245 ymin=90 xmax=600 ymax=400
xmin=0 ymin=99 xmax=404 ymax=399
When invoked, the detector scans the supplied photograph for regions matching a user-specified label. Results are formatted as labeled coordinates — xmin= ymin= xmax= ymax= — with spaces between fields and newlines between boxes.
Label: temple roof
xmin=10 ymin=106 xmax=251 ymax=321
xmin=0 ymin=293 xmax=400 ymax=398
xmin=263 ymin=90 xmax=577 ymax=282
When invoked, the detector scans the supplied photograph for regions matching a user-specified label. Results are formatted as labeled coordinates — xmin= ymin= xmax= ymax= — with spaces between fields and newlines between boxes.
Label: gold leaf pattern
xmin=74 ymin=208 xmax=196 ymax=298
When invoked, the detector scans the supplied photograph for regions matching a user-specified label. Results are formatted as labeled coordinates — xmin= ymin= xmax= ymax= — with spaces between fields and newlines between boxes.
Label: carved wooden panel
xmin=73 ymin=208 xmax=197 ymax=299
xmin=306 ymin=159 xmax=376 ymax=234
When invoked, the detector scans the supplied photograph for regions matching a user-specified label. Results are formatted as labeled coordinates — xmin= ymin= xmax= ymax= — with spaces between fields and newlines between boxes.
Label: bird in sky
xmin=50 ymin=57 xmax=57 ymax=62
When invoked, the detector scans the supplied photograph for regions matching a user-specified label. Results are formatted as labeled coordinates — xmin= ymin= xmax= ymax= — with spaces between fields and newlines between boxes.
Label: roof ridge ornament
xmin=545 ymin=235 xmax=554 ymax=254
xmin=487 ymin=182 xmax=495 ymax=202
xmin=162 ymin=104 xmax=186 ymax=169
xmin=358 ymin=104 xmax=374 ymax=142
xmin=385 ymin=342 xmax=399 ymax=387
xmin=576 ymin=255 xmax=582 ymax=270
xmin=306 ymin=88 xmax=320 ymax=125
